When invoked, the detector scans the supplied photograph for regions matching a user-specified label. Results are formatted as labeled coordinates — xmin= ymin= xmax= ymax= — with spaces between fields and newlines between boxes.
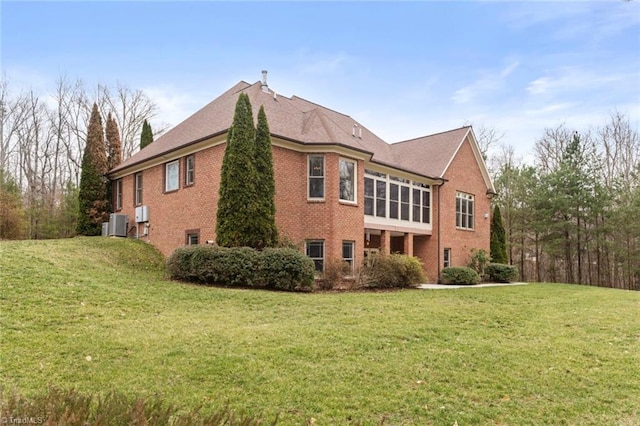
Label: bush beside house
xmin=166 ymin=245 xmax=314 ymax=292
xmin=440 ymin=267 xmax=481 ymax=285
xmin=485 ymin=263 xmax=518 ymax=283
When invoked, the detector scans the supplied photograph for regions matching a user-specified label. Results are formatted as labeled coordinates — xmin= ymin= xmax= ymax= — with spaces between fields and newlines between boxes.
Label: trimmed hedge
xmin=486 ymin=263 xmax=518 ymax=283
xmin=260 ymin=247 xmax=315 ymax=291
xmin=440 ymin=266 xmax=481 ymax=285
xmin=166 ymin=245 xmax=314 ymax=292
xmin=361 ymin=253 xmax=425 ymax=288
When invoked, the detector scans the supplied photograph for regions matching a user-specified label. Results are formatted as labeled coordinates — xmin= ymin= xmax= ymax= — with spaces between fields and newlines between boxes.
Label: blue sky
xmin=2 ymin=1 xmax=639 ymax=162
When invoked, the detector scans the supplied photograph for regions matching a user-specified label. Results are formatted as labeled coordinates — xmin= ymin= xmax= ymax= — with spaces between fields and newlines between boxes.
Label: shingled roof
xmin=111 ymin=78 xmax=487 ymax=186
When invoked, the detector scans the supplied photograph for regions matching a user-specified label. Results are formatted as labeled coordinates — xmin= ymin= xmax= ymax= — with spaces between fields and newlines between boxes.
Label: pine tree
xmin=140 ymin=119 xmax=154 ymax=150
xmin=253 ymin=105 xmax=278 ymax=248
xmin=216 ymin=93 xmax=259 ymax=247
xmin=77 ymin=103 xmax=109 ymax=236
xmin=490 ymin=204 xmax=508 ymax=264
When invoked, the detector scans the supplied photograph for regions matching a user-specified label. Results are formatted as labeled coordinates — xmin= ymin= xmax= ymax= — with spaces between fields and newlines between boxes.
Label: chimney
xmin=261 ymin=70 xmax=269 ymax=93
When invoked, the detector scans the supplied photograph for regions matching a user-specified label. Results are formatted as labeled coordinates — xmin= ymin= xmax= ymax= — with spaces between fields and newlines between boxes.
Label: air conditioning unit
xmin=101 ymin=222 xmax=109 ymax=237
xmin=135 ymin=205 xmax=149 ymax=223
xmin=108 ymin=214 xmax=129 ymax=237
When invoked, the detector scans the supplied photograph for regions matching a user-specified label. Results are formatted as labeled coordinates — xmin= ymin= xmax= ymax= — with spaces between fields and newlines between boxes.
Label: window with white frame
xmin=305 ymin=240 xmax=325 ymax=272
xmin=364 ymin=170 xmax=431 ymax=224
xmin=115 ymin=179 xmax=123 ymax=211
xmin=444 ymin=248 xmax=451 ymax=268
xmin=308 ymin=155 xmax=324 ymax=199
xmin=339 ymin=158 xmax=356 ymax=202
xmin=185 ymin=155 xmax=195 ymax=186
xmin=342 ymin=241 xmax=355 ymax=270
xmin=456 ymin=192 xmax=474 ymax=230
xmin=134 ymin=172 xmax=143 ymax=206
xmin=165 ymin=160 xmax=179 ymax=192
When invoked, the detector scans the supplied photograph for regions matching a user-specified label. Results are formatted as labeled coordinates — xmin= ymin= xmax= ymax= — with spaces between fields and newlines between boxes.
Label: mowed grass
xmin=1 ymin=238 xmax=639 ymax=425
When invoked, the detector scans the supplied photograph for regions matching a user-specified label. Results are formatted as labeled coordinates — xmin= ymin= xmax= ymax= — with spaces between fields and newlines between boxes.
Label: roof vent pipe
xmin=352 ymin=124 xmax=357 ymax=137
xmin=261 ymin=70 xmax=269 ymax=93
xmin=359 ymin=127 xmax=362 ymax=139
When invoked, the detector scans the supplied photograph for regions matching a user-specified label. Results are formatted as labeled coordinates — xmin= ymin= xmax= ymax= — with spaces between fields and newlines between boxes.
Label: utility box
xmin=101 ymin=222 xmax=109 ymax=237
xmin=135 ymin=205 xmax=149 ymax=223
xmin=108 ymin=214 xmax=129 ymax=237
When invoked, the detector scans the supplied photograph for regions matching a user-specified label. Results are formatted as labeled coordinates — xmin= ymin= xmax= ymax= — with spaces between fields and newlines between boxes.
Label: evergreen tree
xmin=216 ymin=93 xmax=259 ymax=247
xmin=140 ymin=119 xmax=154 ymax=150
xmin=105 ymin=113 xmax=122 ymax=212
xmin=77 ymin=103 xmax=109 ymax=236
xmin=106 ymin=113 xmax=122 ymax=170
xmin=0 ymin=169 xmax=27 ymax=239
xmin=490 ymin=204 xmax=508 ymax=264
xmin=252 ymin=105 xmax=278 ymax=248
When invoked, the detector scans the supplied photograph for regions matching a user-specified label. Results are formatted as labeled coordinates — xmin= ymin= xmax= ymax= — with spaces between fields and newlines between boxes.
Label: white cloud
xmin=526 ymin=67 xmax=634 ymax=96
xmin=297 ymin=50 xmax=351 ymax=75
xmin=452 ymin=60 xmax=520 ymax=104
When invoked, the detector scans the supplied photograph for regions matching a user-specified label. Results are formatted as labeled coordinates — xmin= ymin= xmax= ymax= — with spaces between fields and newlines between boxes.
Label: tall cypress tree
xmin=140 ymin=119 xmax=154 ymax=150
xmin=77 ymin=103 xmax=109 ymax=235
xmin=105 ymin=113 xmax=122 ymax=212
xmin=490 ymin=204 xmax=508 ymax=264
xmin=216 ymin=93 xmax=259 ymax=247
xmin=253 ymin=105 xmax=278 ymax=248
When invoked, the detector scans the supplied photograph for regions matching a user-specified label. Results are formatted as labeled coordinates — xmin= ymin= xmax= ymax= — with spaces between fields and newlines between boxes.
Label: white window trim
xmin=339 ymin=157 xmax=358 ymax=204
xmin=342 ymin=240 xmax=355 ymax=271
xmin=305 ymin=240 xmax=325 ymax=273
xmin=115 ymin=179 xmax=123 ymax=211
xmin=165 ymin=160 xmax=180 ymax=192
xmin=364 ymin=170 xmax=432 ymax=228
xmin=134 ymin=173 xmax=143 ymax=206
xmin=307 ymin=154 xmax=325 ymax=201
xmin=456 ymin=191 xmax=475 ymax=230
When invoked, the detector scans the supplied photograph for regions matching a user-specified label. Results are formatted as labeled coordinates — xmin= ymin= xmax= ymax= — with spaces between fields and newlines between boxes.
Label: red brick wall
xmin=437 ymin=138 xmax=491 ymax=269
xmin=116 ymin=144 xmax=364 ymax=263
xmin=116 ymin=144 xmax=224 ymax=256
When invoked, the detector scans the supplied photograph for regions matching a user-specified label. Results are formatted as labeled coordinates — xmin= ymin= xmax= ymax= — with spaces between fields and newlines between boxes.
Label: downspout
xmin=437 ymin=178 xmax=445 ymax=282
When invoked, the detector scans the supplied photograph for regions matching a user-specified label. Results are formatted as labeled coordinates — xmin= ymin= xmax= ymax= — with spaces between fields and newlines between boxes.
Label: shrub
xmin=318 ymin=258 xmax=351 ymax=290
xmin=486 ymin=263 xmax=518 ymax=283
xmin=166 ymin=245 xmax=260 ymax=287
xmin=361 ymin=253 xmax=425 ymax=288
xmin=258 ymin=247 xmax=315 ymax=291
xmin=441 ymin=267 xmax=481 ymax=285
xmin=467 ymin=248 xmax=491 ymax=278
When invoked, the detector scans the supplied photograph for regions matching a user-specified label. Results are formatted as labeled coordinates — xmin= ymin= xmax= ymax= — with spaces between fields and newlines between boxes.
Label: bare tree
xmin=97 ymin=83 xmax=158 ymax=159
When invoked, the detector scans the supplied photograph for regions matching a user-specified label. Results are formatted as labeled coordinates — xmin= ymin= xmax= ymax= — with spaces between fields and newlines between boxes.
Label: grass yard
xmin=1 ymin=237 xmax=639 ymax=425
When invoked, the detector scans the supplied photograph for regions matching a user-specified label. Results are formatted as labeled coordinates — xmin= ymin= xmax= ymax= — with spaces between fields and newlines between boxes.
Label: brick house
xmin=109 ymin=72 xmax=495 ymax=282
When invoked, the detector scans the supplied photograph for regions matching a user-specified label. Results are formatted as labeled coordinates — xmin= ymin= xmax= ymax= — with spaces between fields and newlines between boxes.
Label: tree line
xmin=491 ymin=113 xmax=640 ymax=290
xmin=0 ymin=76 xmax=158 ymax=239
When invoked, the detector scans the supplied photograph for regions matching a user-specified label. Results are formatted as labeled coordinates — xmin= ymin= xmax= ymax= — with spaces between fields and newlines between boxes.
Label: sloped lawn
xmin=1 ymin=238 xmax=639 ymax=425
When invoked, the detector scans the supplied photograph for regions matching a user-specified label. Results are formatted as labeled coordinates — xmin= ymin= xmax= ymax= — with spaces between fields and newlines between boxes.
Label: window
xmin=342 ymin=241 xmax=355 ymax=271
xmin=165 ymin=160 xmax=179 ymax=192
xmin=185 ymin=229 xmax=200 ymax=245
xmin=134 ymin=173 xmax=143 ymax=206
xmin=115 ymin=179 xmax=123 ymax=211
xmin=456 ymin=192 xmax=474 ymax=230
xmin=364 ymin=170 xmax=430 ymax=224
xmin=185 ymin=155 xmax=195 ymax=186
xmin=376 ymin=180 xmax=386 ymax=217
xmin=364 ymin=178 xmax=374 ymax=215
xmin=389 ymin=183 xmax=399 ymax=219
xmin=400 ymin=186 xmax=410 ymax=220
xmin=444 ymin=248 xmax=451 ymax=268
xmin=412 ymin=183 xmax=431 ymax=224
xmin=339 ymin=158 xmax=356 ymax=202
xmin=308 ymin=155 xmax=324 ymax=199
xmin=306 ymin=240 xmax=325 ymax=272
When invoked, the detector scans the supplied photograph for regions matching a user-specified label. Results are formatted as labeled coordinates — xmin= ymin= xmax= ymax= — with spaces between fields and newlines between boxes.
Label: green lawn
xmin=1 ymin=237 xmax=639 ymax=425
